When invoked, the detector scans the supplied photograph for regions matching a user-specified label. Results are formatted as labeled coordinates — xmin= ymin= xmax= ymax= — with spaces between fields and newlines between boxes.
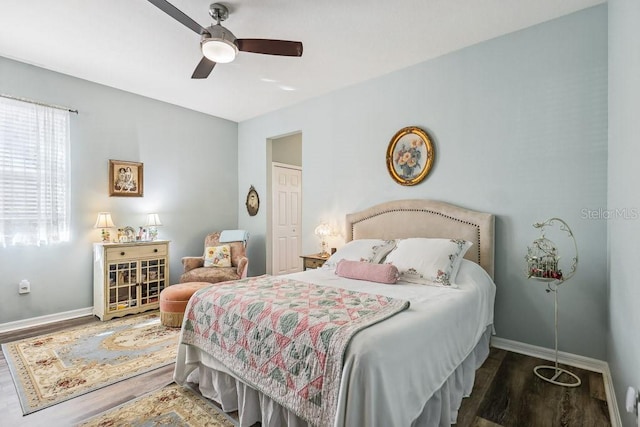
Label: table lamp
xmin=94 ymin=212 xmax=115 ymax=242
xmin=145 ymin=213 xmax=162 ymax=241
xmin=314 ymin=223 xmax=332 ymax=258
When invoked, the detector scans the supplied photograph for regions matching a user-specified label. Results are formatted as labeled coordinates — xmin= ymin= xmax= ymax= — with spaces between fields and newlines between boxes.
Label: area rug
xmin=76 ymin=383 xmax=237 ymax=427
xmin=1 ymin=312 xmax=181 ymax=415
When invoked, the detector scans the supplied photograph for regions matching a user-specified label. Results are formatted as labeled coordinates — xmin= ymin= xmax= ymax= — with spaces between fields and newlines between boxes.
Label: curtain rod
xmin=0 ymin=93 xmax=79 ymax=114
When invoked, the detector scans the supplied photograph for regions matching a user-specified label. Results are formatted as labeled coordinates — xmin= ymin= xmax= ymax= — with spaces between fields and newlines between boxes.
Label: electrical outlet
xmin=626 ymin=386 xmax=640 ymax=427
xmin=18 ymin=279 xmax=30 ymax=294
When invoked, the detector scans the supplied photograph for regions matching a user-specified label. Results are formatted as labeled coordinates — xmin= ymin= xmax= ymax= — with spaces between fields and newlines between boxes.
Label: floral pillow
xmin=323 ymin=239 xmax=397 ymax=269
xmin=204 ymin=245 xmax=232 ymax=268
xmin=385 ymin=238 xmax=472 ymax=287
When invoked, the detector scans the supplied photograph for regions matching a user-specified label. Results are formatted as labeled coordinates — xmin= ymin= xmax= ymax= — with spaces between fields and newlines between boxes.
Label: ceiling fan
xmin=147 ymin=0 xmax=303 ymax=79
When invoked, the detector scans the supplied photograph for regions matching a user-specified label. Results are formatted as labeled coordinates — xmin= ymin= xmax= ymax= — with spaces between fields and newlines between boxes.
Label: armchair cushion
xmin=180 ymin=266 xmax=241 ymax=284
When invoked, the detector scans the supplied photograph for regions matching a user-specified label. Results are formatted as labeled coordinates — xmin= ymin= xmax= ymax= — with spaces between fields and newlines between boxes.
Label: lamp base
xmin=319 ymin=241 xmax=330 ymax=258
xmin=148 ymin=227 xmax=158 ymax=241
xmin=533 ymin=365 xmax=581 ymax=387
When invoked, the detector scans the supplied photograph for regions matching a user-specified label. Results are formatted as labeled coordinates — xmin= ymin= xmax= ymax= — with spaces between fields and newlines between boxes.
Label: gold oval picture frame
xmin=386 ymin=126 xmax=435 ymax=186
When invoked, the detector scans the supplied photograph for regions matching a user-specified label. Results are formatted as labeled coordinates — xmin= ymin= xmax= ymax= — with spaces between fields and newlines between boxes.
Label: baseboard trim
xmin=491 ymin=336 xmax=621 ymax=427
xmin=0 ymin=307 xmax=94 ymax=334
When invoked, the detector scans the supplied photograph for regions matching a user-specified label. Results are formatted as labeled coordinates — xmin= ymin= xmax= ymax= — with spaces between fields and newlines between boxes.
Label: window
xmin=0 ymin=97 xmax=70 ymax=246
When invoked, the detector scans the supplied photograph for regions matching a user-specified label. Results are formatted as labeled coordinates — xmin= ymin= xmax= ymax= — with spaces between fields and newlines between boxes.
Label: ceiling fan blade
xmin=236 ymin=39 xmax=303 ymax=57
xmin=147 ymin=0 xmax=208 ymax=35
xmin=191 ymin=57 xmax=216 ymax=79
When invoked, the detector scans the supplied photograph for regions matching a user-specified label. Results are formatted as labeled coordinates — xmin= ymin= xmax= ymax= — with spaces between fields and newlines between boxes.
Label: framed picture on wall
xmin=109 ymin=160 xmax=144 ymax=197
xmin=246 ymin=185 xmax=260 ymax=216
xmin=386 ymin=126 xmax=435 ymax=186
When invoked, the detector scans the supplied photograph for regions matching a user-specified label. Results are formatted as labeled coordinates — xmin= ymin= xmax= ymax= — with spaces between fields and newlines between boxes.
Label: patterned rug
xmin=1 ymin=312 xmax=180 ymax=415
xmin=76 ymin=383 xmax=237 ymax=427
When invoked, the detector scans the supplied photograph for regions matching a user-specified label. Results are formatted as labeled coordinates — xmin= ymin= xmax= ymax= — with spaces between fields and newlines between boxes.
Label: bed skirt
xmin=174 ymin=326 xmax=493 ymax=427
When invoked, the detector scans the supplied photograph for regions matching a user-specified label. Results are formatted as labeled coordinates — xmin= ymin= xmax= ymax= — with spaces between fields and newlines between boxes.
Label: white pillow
xmin=385 ymin=238 xmax=472 ymax=287
xmin=323 ymin=239 xmax=397 ymax=269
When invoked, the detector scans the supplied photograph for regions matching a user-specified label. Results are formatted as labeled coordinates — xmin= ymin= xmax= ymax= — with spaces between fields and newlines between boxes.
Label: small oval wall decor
xmin=246 ymin=185 xmax=260 ymax=216
xmin=386 ymin=126 xmax=435 ymax=186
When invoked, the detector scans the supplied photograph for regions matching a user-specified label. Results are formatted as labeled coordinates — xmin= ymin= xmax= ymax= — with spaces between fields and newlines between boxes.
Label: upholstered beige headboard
xmin=345 ymin=199 xmax=495 ymax=279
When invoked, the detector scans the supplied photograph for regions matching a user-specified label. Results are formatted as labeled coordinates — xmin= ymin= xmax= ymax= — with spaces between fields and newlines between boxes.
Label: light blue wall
xmin=239 ymin=6 xmax=608 ymax=359
xmin=0 ymin=57 xmax=238 ymax=324
xmin=608 ymin=1 xmax=640 ymax=425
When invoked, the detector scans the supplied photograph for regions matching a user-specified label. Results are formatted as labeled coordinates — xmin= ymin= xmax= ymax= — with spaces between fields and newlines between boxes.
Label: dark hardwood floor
xmin=0 ymin=316 xmax=611 ymax=426
xmin=458 ymin=348 xmax=611 ymax=427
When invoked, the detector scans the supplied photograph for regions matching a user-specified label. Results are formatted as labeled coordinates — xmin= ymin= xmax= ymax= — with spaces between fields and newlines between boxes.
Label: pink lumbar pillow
xmin=335 ymin=259 xmax=400 ymax=284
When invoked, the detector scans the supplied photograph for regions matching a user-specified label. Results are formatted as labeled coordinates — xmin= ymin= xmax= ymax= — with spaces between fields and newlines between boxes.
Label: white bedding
xmin=174 ymin=259 xmax=496 ymax=426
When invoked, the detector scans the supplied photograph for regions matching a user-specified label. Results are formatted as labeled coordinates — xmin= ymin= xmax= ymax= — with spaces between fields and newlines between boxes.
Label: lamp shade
xmin=94 ymin=212 xmax=115 ymax=229
xmin=145 ymin=213 xmax=162 ymax=227
xmin=314 ymin=223 xmax=332 ymax=237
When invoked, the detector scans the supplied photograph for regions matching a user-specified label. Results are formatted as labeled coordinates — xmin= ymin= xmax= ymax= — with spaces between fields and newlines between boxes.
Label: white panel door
xmin=271 ymin=164 xmax=302 ymax=275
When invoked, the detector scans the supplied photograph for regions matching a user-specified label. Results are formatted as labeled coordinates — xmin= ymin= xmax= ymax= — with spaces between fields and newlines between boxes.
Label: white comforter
xmin=174 ymin=259 xmax=496 ymax=426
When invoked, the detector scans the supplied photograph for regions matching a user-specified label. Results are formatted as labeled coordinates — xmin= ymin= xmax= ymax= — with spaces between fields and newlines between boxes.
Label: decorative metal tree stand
xmin=526 ymin=217 xmax=581 ymax=388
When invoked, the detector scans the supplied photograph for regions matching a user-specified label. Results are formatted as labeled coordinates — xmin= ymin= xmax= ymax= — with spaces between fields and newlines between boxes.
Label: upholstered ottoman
xmin=159 ymin=282 xmax=211 ymax=327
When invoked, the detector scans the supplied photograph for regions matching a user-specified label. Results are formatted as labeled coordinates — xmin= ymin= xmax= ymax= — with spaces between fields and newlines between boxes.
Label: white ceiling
xmin=0 ymin=0 xmax=604 ymax=122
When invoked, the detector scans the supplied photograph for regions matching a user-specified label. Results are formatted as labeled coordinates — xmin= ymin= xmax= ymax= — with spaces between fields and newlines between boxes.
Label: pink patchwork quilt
xmin=181 ymin=275 xmax=409 ymax=427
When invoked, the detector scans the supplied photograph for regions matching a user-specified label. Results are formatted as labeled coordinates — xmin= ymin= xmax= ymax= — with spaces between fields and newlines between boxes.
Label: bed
xmin=174 ymin=199 xmax=496 ymax=427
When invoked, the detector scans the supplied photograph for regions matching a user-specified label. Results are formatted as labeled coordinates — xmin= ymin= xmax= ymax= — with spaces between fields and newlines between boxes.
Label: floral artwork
xmin=394 ymin=137 xmax=425 ymax=179
xmin=386 ymin=127 xmax=434 ymax=186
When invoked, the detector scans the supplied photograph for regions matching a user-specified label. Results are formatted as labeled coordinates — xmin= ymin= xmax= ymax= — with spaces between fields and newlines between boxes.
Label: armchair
xmin=180 ymin=231 xmax=249 ymax=284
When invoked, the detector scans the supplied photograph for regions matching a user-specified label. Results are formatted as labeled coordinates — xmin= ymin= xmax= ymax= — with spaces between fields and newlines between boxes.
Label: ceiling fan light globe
xmin=202 ymin=39 xmax=238 ymax=63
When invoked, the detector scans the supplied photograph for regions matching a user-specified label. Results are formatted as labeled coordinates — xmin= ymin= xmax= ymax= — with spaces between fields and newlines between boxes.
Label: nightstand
xmin=300 ymin=253 xmax=329 ymax=270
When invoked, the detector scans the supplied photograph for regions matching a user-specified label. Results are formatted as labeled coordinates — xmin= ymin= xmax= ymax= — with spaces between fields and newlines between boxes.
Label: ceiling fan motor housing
xmin=209 ymin=3 xmax=229 ymax=23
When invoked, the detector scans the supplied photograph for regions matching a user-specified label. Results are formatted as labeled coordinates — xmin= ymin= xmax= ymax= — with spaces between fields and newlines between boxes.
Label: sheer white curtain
xmin=0 ymin=96 xmax=70 ymax=246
